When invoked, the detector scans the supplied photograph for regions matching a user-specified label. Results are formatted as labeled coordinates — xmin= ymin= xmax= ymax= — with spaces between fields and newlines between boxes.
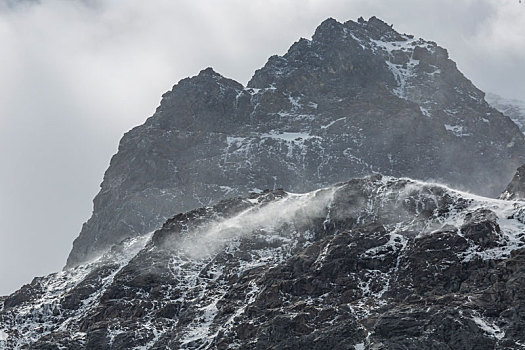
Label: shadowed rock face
xmin=2 ymin=176 xmax=525 ymax=349
xmin=66 ymin=16 xmax=525 ymax=267
xmin=501 ymin=165 xmax=525 ymax=200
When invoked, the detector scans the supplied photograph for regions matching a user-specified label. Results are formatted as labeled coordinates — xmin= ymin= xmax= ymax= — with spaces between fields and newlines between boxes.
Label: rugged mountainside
xmin=66 ymin=17 xmax=525 ymax=267
xmin=2 ymin=175 xmax=525 ymax=349
xmin=486 ymin=93 xmax=525 ymax=135
xmin=501 ymin=165 xmax=525 ymax=200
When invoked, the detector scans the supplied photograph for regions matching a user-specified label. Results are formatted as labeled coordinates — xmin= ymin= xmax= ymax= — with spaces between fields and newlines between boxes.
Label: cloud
xmin=0 ymin=0 xmax=524 ymax=295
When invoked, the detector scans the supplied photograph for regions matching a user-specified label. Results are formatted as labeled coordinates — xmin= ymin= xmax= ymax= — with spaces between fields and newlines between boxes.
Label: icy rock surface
xmin=66 ymin=16 xmax=525 ymax=267
xmin=2 ymin=176 xmax=525 ymax=349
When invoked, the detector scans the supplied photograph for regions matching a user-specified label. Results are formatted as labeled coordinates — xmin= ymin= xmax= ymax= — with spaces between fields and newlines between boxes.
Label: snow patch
xmin=444 ymin=124 xmax=470 ymax=137
xmin=354 ymin=343 xmax=365 ymax=350
xmin=321 ymin=117 xmax=346 ymax=130
xmin=308 ymin=101 xmax=318 ymax=109
xmin=219 ymin=186 xmax=234 ymax=195
xmin=385 ymin=59 xmax=419 ymax=99
xmin=419 ymin=106 xmax=431 ymax=117
xmin=289 ymin=95 xmax=302 ymax=110
xmin=371 ymin=37 xmax=422 ymax=53
xmin=348 ymin=32 xmax=367 ymax=49
xmin=260 ymin=131 xmax=322 ymax=142
xmin=472 ymin=314 xmax=505 ymax=340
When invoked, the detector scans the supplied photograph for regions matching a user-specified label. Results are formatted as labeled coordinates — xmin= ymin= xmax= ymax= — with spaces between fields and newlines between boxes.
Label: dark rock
xmin=3 ymin=176 xmax=525 ymax=348
xmin=4 ymin=16 xmax=525 ymax=350
xmin=501 ymin=164 xmax=525 ymax=200
xmin=66 ymin=16 xmax=525 ymax=267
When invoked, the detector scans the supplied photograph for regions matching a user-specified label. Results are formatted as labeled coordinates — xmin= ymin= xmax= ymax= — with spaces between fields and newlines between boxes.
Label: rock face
xmin=501 ymin=164 xmax=525 ymax=200
xmin=486 ymin=93 xmax=525 ymax=135
xmin=66 ymin=16 xmax=525 ymax=267
xmin=2 ymin=176 xmax=525 ymax=349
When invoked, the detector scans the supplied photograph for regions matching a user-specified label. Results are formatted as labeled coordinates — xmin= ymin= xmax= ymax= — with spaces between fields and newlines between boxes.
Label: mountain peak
xmin=156 ymin=66 xmax=243 ymax=122
xmin=311 ymin=17 xmax=346 ymax=41
xmin=365 ymin=15 xmax=394 ymax=31
xmin=312 ymin=16 xmax=403 ymax=43
xmin=197 ymin=66 xmax=222 ymax=78
xmin=4 ymin=16 xmax=525 ymax=348
xmin=66 ymin=17 xmax=525 ymax=270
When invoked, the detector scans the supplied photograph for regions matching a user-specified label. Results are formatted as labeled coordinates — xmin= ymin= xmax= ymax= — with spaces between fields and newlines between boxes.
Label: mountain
xmin=486 ymin=93 xmax=525 ymax=135
xmin=501 ymin=164 xmax=525 ymax=200
xmin=65 ymin=16 xmax=525 ymax=267
xmin=2 ymin=175 xmax=525 ymax=348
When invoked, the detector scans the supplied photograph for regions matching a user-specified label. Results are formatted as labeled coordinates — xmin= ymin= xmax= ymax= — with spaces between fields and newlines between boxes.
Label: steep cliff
xmin=66 ymin=16 xmax=525 ymax=267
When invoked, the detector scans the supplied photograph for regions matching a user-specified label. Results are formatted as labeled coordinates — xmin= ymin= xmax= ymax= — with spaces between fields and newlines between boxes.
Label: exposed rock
xmin=501 ymin=164 xmax=525 ymax=200
xmin=2 ymin=176 xmax=525 ymax=349
xmin=66 ymin=17 xmax=525 ymax=267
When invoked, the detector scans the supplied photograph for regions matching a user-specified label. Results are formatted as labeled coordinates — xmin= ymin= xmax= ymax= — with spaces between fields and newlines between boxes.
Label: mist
xmin=167 ymin=189 xmax=336 ymax=260
xmin=1 ymin=0 xmax=524 ymax=295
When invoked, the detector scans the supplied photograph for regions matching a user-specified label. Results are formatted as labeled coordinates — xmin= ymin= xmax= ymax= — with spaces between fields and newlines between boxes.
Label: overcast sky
xmin=0 ymin=0 xmax=524 ymax=295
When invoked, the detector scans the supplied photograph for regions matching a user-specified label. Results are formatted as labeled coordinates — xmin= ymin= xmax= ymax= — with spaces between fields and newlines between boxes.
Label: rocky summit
xmin=66 ymin=16 xmax=525 ymax=267
xmin=2 ymin=175 xmax=525 ymax=349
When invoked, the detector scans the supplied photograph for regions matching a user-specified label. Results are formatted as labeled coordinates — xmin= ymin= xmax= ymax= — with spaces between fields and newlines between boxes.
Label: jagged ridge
xmin=2 ymin=176 xmax=525 ymax=348
xmin=66 ymin=16 xmax=525 ymax=267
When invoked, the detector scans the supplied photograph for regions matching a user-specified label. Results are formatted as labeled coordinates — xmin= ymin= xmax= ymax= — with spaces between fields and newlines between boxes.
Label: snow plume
xmin=167 ymin=188 xmax=337 ymax=259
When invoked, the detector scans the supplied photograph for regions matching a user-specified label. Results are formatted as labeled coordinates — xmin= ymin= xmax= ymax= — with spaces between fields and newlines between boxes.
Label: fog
xmin=1 ymin=0 xmax=524 ymax=295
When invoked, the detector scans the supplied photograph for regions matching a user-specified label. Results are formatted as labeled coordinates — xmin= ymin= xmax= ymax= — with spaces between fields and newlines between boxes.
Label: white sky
xmin=0 ymin=0 xmax=524 ymax=295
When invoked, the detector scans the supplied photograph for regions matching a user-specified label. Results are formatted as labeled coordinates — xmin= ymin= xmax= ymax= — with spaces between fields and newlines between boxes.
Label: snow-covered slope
xmin=2 ymin=176 xmax=525 ymax=349
xmin=67 ymin=17 xmax=525 ymax=267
